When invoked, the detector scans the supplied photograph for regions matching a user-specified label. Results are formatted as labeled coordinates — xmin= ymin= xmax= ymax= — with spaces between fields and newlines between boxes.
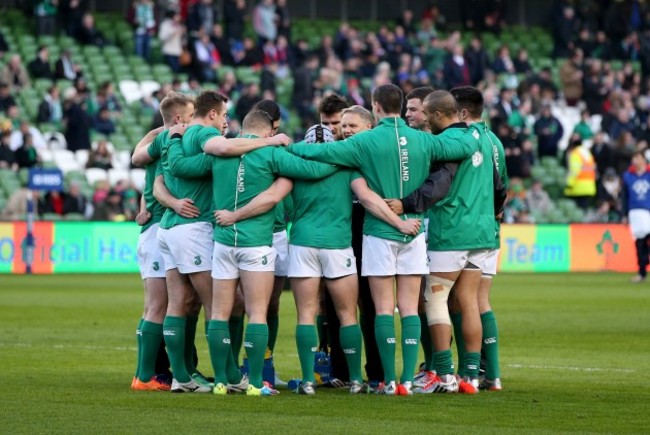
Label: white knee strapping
xmin=423 ymin=275 xmax=455 ymax=326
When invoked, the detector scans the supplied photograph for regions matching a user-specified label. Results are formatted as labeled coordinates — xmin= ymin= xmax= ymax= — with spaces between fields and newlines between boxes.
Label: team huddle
xmin=129 ymin=83 xmax=507 ymax=396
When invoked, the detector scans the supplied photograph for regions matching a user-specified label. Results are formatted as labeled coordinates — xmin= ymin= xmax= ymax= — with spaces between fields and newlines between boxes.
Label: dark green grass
xmin=1 ymin=274 xmax=649 ymax=434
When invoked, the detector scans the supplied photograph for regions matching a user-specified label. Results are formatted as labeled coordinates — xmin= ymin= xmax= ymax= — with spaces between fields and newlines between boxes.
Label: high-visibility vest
xmin=564 ymin=147 xmax=597 ymax=197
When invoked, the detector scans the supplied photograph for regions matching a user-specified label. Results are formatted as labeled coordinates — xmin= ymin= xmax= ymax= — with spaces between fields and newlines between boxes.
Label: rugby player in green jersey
xmin=403 ymin=90 xmax=499 ymax=394
xmin=129 ymin=92 xmax=197 ymax=391
xmin=450 ymin=86 xmax=508 ymax=392
xmin=201 ymin=110 xmax=343 ymax=396
xmin=156 ymin=91 xmax=290 ymax=393
xmin=289 ymin=84 xmax=479 ymax=395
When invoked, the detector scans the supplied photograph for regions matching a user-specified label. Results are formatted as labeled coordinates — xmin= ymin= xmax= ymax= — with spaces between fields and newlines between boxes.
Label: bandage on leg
xmin=423 ymin=275 xmax=455 ymax=326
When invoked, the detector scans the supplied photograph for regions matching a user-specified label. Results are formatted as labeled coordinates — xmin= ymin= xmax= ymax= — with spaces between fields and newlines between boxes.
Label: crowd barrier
xmin=0 ymin=222 xmax=637 ymax=274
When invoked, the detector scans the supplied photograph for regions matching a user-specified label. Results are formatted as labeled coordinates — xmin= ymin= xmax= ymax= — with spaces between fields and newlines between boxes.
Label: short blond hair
xmin=341 ymin=105 xmax=374 ymax=127
xmin=159 ymin=92 xmax=194 ymax=124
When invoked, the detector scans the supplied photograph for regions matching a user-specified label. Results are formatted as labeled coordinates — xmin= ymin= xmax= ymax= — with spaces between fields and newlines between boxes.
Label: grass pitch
xmin=1 ymin=273 xmax=649 ymax=434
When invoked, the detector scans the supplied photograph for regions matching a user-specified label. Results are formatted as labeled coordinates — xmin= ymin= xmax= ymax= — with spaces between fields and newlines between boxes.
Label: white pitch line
xmin=506 ymin=363 xmax=636 ymax=373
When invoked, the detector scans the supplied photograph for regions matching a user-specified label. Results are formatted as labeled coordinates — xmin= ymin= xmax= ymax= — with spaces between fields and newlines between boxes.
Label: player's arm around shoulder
xmin=273 ymin=146 xmax=339 ymax=180
xmin=214 ymin=177 xmax=293 ymax=226
xmin=203 ymin=133 xmax=291 ymax=156
xmin=288 ymin=136 xmax=362 ymax=168
xmin=132 ymin=126 xmax=165 ymax=167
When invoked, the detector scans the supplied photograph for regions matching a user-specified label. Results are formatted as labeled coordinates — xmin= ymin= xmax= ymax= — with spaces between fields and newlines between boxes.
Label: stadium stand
xmin=0 ymin=1 xmax=647 ymax=223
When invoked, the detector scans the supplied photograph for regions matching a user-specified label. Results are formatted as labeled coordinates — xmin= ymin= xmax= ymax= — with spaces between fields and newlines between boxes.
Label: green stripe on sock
xmin=163 ymin=316 xmax=190 ymax=383
xmin=207 ymin=320 xmax=231 ymax=385
xmin=434 ymin=349 xmax=454 ymax=376
xmin=139 ymin=321 xmax=163 ymax=381
xmin=463 ymin=352 xmax=481 ymax=379
xmin=296 ymin=324 xmax=317 ymax=384
xmin=340 ymin=324 xmax=363 ymax=383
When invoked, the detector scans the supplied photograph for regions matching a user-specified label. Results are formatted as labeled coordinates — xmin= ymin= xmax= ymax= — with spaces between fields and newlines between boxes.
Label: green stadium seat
xmin=541 ymin=156 xmax=560 ymax=170
xmin=64 ymin=213 xmax=86 ymax=221
xmin=41 ymin=212 xmax=63 ymax=221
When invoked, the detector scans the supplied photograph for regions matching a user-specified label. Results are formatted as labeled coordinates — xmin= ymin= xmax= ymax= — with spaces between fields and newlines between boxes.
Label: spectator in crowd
xmin=60 ymin=0 xmax=86 ymax=37
xmin=513 ymin=48 xmax=533 ymax=74
xmin=28 ymin=46 xmax=53 ymax=80
xmin=499 ymin=123 xmax=532 ymax=179
xmin=613 ymin=131 xmax=636 ymax=175
xmin=275 ymin=0 xmax=291 ymax=40
xmin=75 ymin=13 xmax=106 ymax=47
xmin=492 ymin=45 xmax=515 ymax=75
xmin=40 ymin=190 xmax=67 ymax=216
xmin=397 ymin=9 xmax=417 ymax=38
xmin=0 ymin=180 xmax=37 ymax=220
xmin=14 ymin=133 xmax=40 ymax=169
xmin=252 ymin=0 xmax=277 ymax=45
xmin=443 ymin=44 xmax=471 ymax=89
xmin=526 ymin=179 xmax=553 ymax=217
xmin=223 ymin=0 xmax=246 ymax=44
xmin=0 ymin=131 xmax=17 ymax=170
xmin=465 ymin=35 xmax=490 ymax=85
xmin=591 ymin=131 xmax=615 ymax=177
xmin=564 ymin=137 xmax=597 ymax=209
xmin=0 ymin=55 xmax=30 ymax=91
xmin=596 ymin=167 xmax=623 ymax=218
xmin=93 ymin=107 xmax=116 ymax=136
xmin=92 ymin=179 xmax=110 ymax=204
xmin=534 ymin=104 xmax=564 ymax=158
xmin=37 ymin=86 xmax=63 ymax=125
xmin=86 ymin=139 xmax=113 ymax=170
xmin=55 ymin=50 xmax=82 ymax=81
xmin=504 ymin=179 xmax=531 ymax=223
xmin=130 ymin=0 xmax=156 ymax=60
xmin=553 ymin=5 xmax=578 ymax=58
xmin=559 ymin=49 xmax=584 ymax=106
xmin=573 ymin=109 xmax=594 ymax=140
xmin=187 ymin=0 xmax=216 ymax=37
xmin=91 ymin=189 xmax=125 ymax=221
xmin=63 ymin=181 xmax=90 ymax=216
xmin=159 ymin=9 xmax=185 ymax=73
xmin=491 ymin=87 xmax=516 ymax=133
xmin=239 ymin=36 xmax=264 ymax=66
xmin=211 ymin=23 xmax=234 ymax=66
xmin=35 ymin=0 xmax=58 ymax=35
xmin=63 ymin=88 xmax=91 ymax=152
xmin=10 ymin=120 xmax=47 ymax=151
xmin=622 ymin=151 xmax=650 ymax=283
xmin=122 ymin=188 xmax=139 ymax=221
xmin=0 ymin=83 xmax=16 ymax=114
xmin=194 ymin=30 xmax=221 ymax=82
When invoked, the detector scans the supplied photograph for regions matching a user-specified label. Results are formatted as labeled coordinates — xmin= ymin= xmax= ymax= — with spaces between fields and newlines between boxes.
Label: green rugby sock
xmin=135 ymin=318 xmax=144 ymax=378
xmin=229 ymin=315 xmax=244 ymax=367
xmin=434 ymin=349 xmax=454 ymax=377
xmin=139 ymin=321 xmax=163 ymax=381
xmin=163 ymin=316 xmax=190 ymax=383
xmin=481 ymin=311 xmax=501 ymax=379
xmin=400 ymin=315 xmax=421 ymax=384
xmin=207 ymin=320 xmax=230 ymax=385
xmin=450 ymin=312 xmax=465 ymax=377
xmin=419 ymin=312 xmax=434 ymax=371
xmin=244 ymin=323 xmax=268 ymax=388
xmin=266 ymin=314 xmax=279 ymax=354
xmin=340 ymin=324 xmax=363 ymax=383
xmin=463 ymin=351 xmax=481 ymax=379
xmin=184 ymin=315 xmax=198 ymax=374
xmin=296 ymin=324 xmax=317 ymax=383
xmin=375 ymin=314 xmax=396 ymax=383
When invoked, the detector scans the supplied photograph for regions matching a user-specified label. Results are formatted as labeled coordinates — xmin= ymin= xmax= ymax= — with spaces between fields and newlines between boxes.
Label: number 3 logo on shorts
xmin=194 ymin=256 xmax=202 ymax=265
xmin=346 ymin=258 xmax=351 ymax=267
xmin=261 ymin=255 xmax=268 ymax=266
xmin=152 ymin=261 xmax=160 ymax=271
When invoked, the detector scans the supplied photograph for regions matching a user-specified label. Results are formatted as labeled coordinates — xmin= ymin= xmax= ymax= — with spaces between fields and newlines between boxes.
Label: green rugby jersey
xmin=211 ymin=143 xmax=338 ymax=248
xmin=290 ymin=169 xmax=362 ymax=249
xmin=272 ymin=196 xmax=294 ymax=233
xmin=289 ymin=117 xmax=478 ymax=243
xmin=159 ymin=125 xmax=215 ymax=229
xmin=426 ymin=123 xmax=497 ymax=251
xmin=483 ymin=123 xmax=509 ymax=249
xmin=140 ymin=131 xmax=167 ymax=233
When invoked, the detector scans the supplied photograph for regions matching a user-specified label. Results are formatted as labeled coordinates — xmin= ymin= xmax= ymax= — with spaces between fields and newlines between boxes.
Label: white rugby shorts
xmin=427 ymin=249 xmax=491 ymax=273
xmin=272 ymin=230 xmax=289 ymax=277
xmin=157 ymin=222 xmax=213 ymax=274
xmin=137 ymin=224 xmax=166 ymax=279
xmin=211 ymin=241 xmax=276 ymax=279
xmin=361 ymin=233 xmax=428 ymax=276
xmin=288 ymin=244 xmax=357 ymax=279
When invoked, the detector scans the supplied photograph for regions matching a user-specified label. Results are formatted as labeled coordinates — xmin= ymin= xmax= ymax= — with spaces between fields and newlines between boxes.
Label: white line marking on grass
xmin=507 ymin=363 xmax=636 ymax=373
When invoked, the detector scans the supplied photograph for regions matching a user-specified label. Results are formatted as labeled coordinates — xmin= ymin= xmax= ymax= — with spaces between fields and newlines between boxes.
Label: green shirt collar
xmin=378 ymin=117 xmax=406 ymax=127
